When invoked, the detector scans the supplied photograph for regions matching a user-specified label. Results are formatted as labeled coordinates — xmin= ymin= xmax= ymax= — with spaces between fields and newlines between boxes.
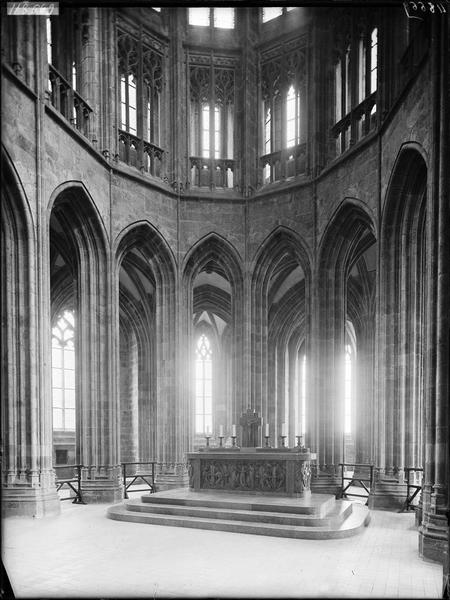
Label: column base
xmin=419 ymin=510 xmax=449 ymax=564
xmin=368 ymin=478 xmax=408 ymax=510
xmin=2 ymin=486 xmax=61 ymax=518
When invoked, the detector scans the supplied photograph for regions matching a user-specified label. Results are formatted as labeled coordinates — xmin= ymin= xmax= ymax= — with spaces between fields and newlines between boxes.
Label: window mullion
xmin=137 ymin=36 xmax=144 ymax=146
xmin=210 ymin=61 xmax=215 ymax=184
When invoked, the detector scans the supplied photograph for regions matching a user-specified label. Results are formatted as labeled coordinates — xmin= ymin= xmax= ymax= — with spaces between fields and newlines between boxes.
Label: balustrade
xmin=260 ymin=142 xmax=307 ymax=184
xmin=118 ymin=129 xmax=164 ymax=178
xmin=189 ymin=156 xmax=235 ymax=189
xmin=332 ymin=93 xmax=377 ymax=156
xmin=48 ymin=65 xmax=92 ymax=138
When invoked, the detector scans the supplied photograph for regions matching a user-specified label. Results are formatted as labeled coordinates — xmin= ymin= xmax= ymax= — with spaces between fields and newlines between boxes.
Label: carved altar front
xmin=187 ymin=450 xmax=316 ymax=497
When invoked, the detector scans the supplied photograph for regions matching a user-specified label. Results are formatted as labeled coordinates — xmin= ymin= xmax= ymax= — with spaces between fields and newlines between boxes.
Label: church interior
xmin=1 ymin=2 xmax=449 ymax=597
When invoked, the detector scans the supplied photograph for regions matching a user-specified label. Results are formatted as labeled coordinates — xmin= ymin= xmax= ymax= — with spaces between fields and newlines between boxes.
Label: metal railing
xmin=122 ymin=461 xmax=156 ymax=499
xmin=400 ymin=467 xmax=423 ymax=512
xmin=54 ymin=464 xmax=85 ymax=504
xmin=337 ymin=463 xmax=374 ymax=505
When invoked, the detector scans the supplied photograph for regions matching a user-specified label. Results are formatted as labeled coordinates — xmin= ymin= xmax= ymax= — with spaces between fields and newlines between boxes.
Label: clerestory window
xmin=46 ymin=10 xmax=93 ymax=137
xmin=117 ymin=27 xmax=163 ymax=177
xmin=261 ymin=43 xmax=306 ymax=184
xmin=262 ymin=7 xmax=295 ymax=23
xmin=52 ymin=311 xmax=76 ymax=431
xmin=188 ymin=7 xmax=235 ymax=29
xmin=195 ymin=334 xmax=213 ymax=434
xmin=189 ymin=60 xmax=235 ymax=188
xmin=333 ymin=20 xmax=378 ymax=155
xmin=344 ymin=344 xmax=352 ymax=435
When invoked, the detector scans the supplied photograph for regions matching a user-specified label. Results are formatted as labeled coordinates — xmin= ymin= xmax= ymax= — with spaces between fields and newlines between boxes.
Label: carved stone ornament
xmin=200 ymin=460 xmax=286 ymax=492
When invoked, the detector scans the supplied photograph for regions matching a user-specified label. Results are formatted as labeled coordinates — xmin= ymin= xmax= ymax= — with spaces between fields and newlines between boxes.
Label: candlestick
xmin=219 ymin=435 xmax=224 ymax=447
xmin=264 ymin=435 xmax=271 ymax=448
xmin=280 ymin=435 xmax=287 ymax=448
xmin=205 ymin=434 xmax=211 ymax=448
xmin=231 ymin=435 xmax=237 ymax=447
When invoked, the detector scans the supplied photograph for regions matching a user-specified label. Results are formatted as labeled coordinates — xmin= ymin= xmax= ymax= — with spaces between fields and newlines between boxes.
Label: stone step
xmin=123 ymin=498 xmax=353 ymax=527
xmin=107 ymin=502 xmax=370 ymax=540
xmin=141 ymin=492 xmax=335 ymax=517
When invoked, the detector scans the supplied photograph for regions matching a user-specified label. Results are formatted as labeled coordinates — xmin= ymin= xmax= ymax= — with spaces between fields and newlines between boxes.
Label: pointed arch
xmin=48 ymin=184 xmax=121 ymax=502
xmin=251 ymin=226 xmax=312 ymax=445
xmin=182 ymin=232 xmax=244 ymax=449
xmin=182 ymin=232 xmax=243 ymax=286
xmin=315 ymin=198 xmax=377 ymax=477
xmin=114 ymin=220 xmax=177 ymax=465
xmin=378 ymin=146 xmax=427 ymax=480
xmin=1 ymin=148 xmax=59 ymax=515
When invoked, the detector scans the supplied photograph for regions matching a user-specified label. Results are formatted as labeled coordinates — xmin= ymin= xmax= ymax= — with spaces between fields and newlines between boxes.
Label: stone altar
xmin=187 ymin=448 xmax=316 ymax=497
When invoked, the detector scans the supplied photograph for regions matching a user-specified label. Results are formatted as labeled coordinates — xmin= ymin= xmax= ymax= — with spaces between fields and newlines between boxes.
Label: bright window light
xmin=189 ymin=7 xmax=210 ymax=27
xmin=195 ymin=334 xmax=213 ymax=434
xmin=370 ymin=28 xmax=378 ymax=93
xmin=344 ymin=345 xmax=352 ymax=435
xmin=262 ymin=7 xmax=282 ymax=22
xmin=52 ymin=311 xmax=76 ymax=432
xmin=214 ymin=7 xmax=235 ymax=29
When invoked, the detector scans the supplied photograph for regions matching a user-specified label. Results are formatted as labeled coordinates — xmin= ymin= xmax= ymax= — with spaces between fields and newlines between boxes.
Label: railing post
xmin=123 ymin=463 xmax=128 ymax=499
xmin=151 ymin=462 xmax=155 ymax=489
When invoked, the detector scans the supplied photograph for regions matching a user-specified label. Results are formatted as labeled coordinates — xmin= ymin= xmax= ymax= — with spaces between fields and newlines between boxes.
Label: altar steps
xmin=107 ymin=490 xmax=370 ymax=540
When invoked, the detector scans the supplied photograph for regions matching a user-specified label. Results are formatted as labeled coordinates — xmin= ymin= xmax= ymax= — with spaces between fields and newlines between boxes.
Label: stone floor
xmin=2 ymin=496 xmax=443 ymax=598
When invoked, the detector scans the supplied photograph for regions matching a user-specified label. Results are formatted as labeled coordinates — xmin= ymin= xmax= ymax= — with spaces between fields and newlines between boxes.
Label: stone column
xmin=77 ymin=247 xmax=122 ymax=503
xmin=2 ymin=160 xmax=60 ymax=517
xmin=419 ymin=14 xmax=449 ymax=564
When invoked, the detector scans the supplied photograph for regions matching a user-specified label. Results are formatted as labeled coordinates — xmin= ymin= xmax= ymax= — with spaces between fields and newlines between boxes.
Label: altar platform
xmin=107 ymin=488 xmax=370 ymax=539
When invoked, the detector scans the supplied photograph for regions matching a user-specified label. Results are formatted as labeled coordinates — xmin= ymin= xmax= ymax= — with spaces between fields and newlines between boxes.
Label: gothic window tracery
xmin=117 ymin=26 xmax=163 ymax=177
xmin=52 ymin=311 xmax=76 ymax=431
xmin=189 ymin=58 xmax=235 ymax=189
xmin=46 ymin=10 xmax=92 ymax=137
xmin=332 ymin=11 xmax=378 ymax=155
xmin=195 ymin=334 xmax=213 ymax=434
xmin=261 ymin=41 xmax=306 ymax=183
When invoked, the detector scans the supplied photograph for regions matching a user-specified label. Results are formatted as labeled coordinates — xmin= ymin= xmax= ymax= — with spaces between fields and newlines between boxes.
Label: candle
xmin=281 ymin=423 xmax=286 ymax=437
xmin=232 ymin=424 xmax=236 ymax=437
xmin=219 ymin=425 xmax=224 ymax=437
xmin=265 ymin=423 xmax=269 ymax=437
xmin=206 ymin=425 xmax=210 ymax=435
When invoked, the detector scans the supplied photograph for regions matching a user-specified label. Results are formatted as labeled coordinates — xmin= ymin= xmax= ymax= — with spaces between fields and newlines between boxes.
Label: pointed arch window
xmin=261 ymin=44 xmax=306 ymax=184
xmin=117 ymin=26 xmax=164 ymax=177
xmin=344 ymin=344 xmax=352 ymax=435
xmin=333 ymin=18 xmax=378 ymax=155
xmin=195 ymin=334 xmax=213 ymax=434
xmin=52 ymin=311 xmax=76 ymax=431
xmin=45 ymin=10 xmax=92 ymax=137
xmin=189 ymin=60 xmax=235 ymax=188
